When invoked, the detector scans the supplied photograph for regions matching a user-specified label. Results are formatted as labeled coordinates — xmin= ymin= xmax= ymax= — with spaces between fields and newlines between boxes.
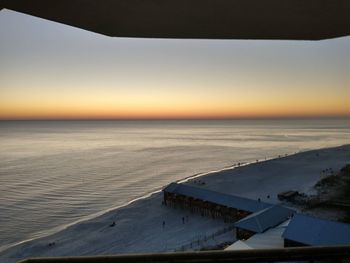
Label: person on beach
xmin=182 ymin=217 xmax=185 ymax=224
xmin=162 ymin=221 xmax=165 ymax=228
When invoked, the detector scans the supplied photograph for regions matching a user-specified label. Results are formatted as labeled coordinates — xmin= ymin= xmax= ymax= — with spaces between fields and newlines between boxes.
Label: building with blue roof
xmin=163 ymin=182 xmax=272 ymax=221
xmin=234 ymin=205 xmax=295 ymax=240
xmin=282 ymin=214 xmax=350 ymax=247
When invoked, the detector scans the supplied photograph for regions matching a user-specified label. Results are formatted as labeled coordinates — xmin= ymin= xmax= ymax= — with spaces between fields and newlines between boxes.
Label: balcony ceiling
xmin=1 ymin=0 xmax=349 ymax=40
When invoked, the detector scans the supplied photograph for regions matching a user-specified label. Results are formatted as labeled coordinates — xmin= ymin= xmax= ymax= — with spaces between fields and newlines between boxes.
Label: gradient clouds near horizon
xmin=0 ymin=10 xmax=349 ymax=120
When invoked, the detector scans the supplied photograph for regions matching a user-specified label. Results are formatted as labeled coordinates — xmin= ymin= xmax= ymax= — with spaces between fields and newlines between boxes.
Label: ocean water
xmin=0 ymin=119 xmax=349 ymax=251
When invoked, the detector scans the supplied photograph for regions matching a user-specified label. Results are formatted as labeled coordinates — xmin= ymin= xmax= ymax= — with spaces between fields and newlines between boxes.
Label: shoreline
xmin=0 ymin=149 xmax=288 ymax=254
xmin=0 ymin=157 xmax=250 ymax=253
xmin=1 ymin=144 xmax=349 ymax=262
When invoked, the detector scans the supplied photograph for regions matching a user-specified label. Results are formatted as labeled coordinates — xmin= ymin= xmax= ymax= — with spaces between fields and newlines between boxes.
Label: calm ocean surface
xmin=0 ymin=119 xmax=349 ymax=251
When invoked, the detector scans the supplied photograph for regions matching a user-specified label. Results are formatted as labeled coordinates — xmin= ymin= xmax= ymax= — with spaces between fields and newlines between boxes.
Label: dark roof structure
xmin=1 ymin=0 xmax=349 ymax=40
xmin=234 ymin=205 xmax=295 ymax=233
xmin=282 ymin=214 xmax=350 ymax=246
xmin=163 ymin=182 xmax=271 ymax=213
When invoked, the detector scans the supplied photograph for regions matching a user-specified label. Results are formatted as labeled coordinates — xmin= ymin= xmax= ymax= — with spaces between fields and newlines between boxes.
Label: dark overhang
xmin=1 ymin=0 xmax=349 ymax=40
xmin=16 ymin=246 xmax=350 ymax=263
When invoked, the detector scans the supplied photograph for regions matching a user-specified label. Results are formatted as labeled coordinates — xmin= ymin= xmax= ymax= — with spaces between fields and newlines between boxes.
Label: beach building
xmin=234 ymin=205 xmax=295 ymax=240
xmin=283 ymin=214 xmax=350 ymax=247
xmin=163 ymin=182 xmax=271 ymax=221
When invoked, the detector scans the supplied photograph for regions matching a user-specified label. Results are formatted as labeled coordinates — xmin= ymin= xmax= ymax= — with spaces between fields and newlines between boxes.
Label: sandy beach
xmin=1 ymin=144 xmax=349 ymax=263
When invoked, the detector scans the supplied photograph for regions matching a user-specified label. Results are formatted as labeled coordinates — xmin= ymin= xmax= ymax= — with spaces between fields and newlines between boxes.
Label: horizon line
xmin=0 ymin=116 xmax=349 ymax=122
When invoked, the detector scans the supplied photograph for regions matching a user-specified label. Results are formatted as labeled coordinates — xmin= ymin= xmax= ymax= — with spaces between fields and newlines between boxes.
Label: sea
xmin=0 ymin=118 xmax=349 ymax=251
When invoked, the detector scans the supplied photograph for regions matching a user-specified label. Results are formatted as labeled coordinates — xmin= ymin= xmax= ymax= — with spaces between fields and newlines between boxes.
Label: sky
xmin=0 ymin=9 xmax=349 ymax=120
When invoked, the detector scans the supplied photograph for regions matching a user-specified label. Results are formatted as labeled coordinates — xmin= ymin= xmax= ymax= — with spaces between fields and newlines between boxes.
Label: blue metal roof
xmin=282 ymin=214 xmax=350 ymax=246
xmin=234 ymin=205 xmax=295 ymax=233
xmin=163 ymin=182 xmax=271 ymax=213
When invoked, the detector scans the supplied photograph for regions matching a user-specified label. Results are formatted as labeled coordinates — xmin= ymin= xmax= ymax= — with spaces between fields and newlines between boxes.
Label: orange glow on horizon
xmin=1 ymin=83 xmax=349 ymax=120
xmin=1 ymin=97 xmax=349 ymax=120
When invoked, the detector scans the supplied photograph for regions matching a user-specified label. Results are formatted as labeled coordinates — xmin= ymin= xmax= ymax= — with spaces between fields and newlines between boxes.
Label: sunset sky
xmin=0 ymin=10 xmax=349 ymax=120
